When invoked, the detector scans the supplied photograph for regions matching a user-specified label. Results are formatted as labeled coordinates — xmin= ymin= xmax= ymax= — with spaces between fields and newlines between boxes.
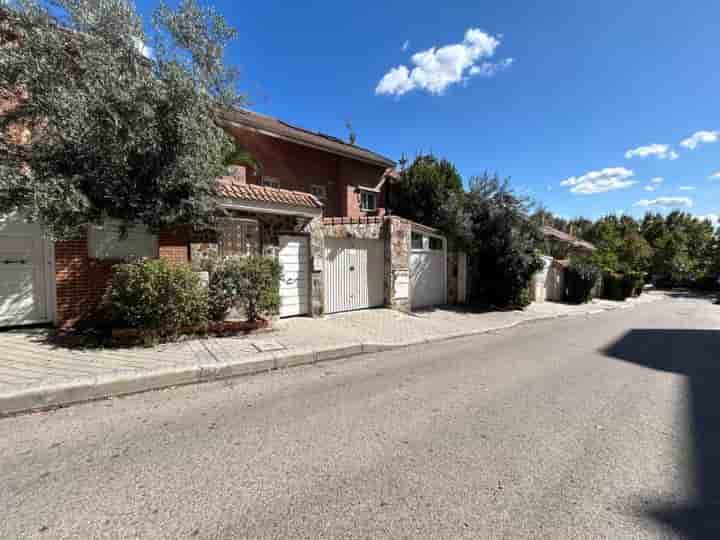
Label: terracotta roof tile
xmin=217 ymin=179 xmax=323 ymax=210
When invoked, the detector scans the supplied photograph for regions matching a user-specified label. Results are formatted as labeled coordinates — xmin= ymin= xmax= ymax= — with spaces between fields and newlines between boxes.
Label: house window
xmin=411 ymin=232 xmax=424 ymax=250
xmin=217 ymin=218 xmax=260 ymax=257
xmin=310 ymin=184 xmax=327 ymax=202
xmin=429 ymin=237 xmax=443 ymax=251
xmin=262 ymin=177 xmax=281 ymax=189
xmin=360 ymin=191 xmax=377 ymax=212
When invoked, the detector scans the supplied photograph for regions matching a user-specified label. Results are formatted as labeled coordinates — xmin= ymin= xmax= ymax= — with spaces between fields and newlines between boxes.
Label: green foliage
xmin=601 ymin=271 xmax=643 ymax=301
xmin=581 ymin=215 xmax=652 ymax=275
xmin=390 ymin=154 xmax=464 ymax=233
xmin=1 ymin=0 xmax=241 ymax=238
xmin=565 ymin=260 xmax=600 ymax=304
xmin=457 ymin=174 xmax=544 ymax=308
xmin=208 ymin=255 xmax=282 ymax=322
xmin=602 ymin=272 xmax=626 ymax=301
xmin=111 ymin=259 xmax=208 ymax=333
xmin=641 ymin=211 xmax=716 ymax=286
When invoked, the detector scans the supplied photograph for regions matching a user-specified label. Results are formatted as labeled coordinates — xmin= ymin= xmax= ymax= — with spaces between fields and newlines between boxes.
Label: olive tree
xmin=0 ymin=0 xmax=241 ymax=238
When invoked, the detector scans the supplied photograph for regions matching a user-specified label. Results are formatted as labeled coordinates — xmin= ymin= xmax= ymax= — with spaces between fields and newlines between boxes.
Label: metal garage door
xmin=410 ymin=231 xmax=446 ymax=309
xmin=1 ymin=213 xmax=53 ymax=327
xmin=278 ymin=235 xmax=310 ymax=318
xmin=324 ymin=237 xmax=384 ymax=314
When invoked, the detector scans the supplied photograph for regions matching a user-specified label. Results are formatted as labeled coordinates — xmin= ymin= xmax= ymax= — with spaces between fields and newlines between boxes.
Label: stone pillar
xmin=307 ymin=217 xmax=325 ymax=317
xmin=386 ymin=217 xmax=411 ymax=312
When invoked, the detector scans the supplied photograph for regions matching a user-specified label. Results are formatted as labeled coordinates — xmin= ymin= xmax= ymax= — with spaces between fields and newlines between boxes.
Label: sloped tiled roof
xmin=219 ymin=108 xmax=396 ymax=168
xmin=542 ymin=225 xmax=596 ymax=251
xmin=217 ymin=180 xmax=323 ymax=210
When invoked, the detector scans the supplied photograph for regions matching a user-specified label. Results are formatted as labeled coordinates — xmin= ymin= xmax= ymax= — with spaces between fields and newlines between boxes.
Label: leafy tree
xmin=389 ymin=153 xmax=464 ymax=234
xmin=640 ymin=211 xmax=716 ymax=285
xmin=1 ymin=0 xmax=241 ymax=238
xmin=582 ymin=214 xmax=652 ymax=274
xmin=456 ymin=173 xmax=543 ymax=307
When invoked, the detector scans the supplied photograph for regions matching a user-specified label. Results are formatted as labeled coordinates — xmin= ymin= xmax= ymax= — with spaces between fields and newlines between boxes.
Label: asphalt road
xmin=2 ymin=294 xmax=720 ymax=539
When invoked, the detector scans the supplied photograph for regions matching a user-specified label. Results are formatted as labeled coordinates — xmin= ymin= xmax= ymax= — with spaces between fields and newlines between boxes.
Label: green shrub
xmin=603 ymin=271 xmax=642 ymax=301
xmin=566 ymin=261 xmax=601 ymax=304
xmin=208 ymin=255 xmax=282 ymax=322
xmin=111 ymin=259 xmax=208 ymax=334
xmin=602 ymin=272 xmax=626 ymax=301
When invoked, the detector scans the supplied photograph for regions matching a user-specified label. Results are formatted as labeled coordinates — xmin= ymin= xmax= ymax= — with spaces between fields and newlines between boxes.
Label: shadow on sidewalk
xmin=603 ymin=328 xmax=720 ymax=539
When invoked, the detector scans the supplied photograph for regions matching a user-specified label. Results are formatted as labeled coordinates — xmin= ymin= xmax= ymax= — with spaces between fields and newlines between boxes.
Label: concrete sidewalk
xmin=0 ymin=293 xmax=663 ymax=416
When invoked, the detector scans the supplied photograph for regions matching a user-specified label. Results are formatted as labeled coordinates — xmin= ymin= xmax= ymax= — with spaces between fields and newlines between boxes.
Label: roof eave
xmin=218 ymin=116 xmax=395 ymax=169
xmin=220 ymin=198 xmax=322 ymax=218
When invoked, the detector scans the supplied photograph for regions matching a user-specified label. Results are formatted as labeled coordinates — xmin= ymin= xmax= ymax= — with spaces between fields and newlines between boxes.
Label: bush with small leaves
xmin=565 ymin=261 xmax=601 ymax=304
xmin=208 ymin=255 xmax=282 ymax=322
xmin=111 ymin=259 xmax=208 ymax=335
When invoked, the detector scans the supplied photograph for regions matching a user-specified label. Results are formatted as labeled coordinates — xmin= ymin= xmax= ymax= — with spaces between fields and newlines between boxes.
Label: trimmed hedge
xmin=603 ymin=271 xmax=644 ymax=301
xmin=565 ymin=261 xmax=601 ymax=304
xmin=111 ymin=259 xmax=209 ymax=334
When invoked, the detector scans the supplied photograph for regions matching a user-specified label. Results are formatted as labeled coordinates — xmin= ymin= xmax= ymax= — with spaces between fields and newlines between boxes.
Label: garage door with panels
xmin=324 ymin=237 xmax=384 ymax=314
xmin=0 ymin=213 xmax=54 ymax=327
xmin=410 ymin=230 xmax=446 ymax=309
xmin=278 ymin=235 xmax=310 ymax=318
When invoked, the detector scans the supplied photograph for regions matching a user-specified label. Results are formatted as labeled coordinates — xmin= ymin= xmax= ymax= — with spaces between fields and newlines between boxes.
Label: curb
xmin=0 ymin=297 xmax=660 ymax=417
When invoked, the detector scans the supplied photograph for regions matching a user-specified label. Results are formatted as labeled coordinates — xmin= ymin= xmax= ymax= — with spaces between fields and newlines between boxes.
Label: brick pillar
xmin=55 ymin=238 xmax=113 ymax=327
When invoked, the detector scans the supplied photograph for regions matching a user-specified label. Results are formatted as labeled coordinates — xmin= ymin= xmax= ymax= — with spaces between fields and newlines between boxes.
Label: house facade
xmin=218 ymin=109 xmax=396 ymax=220
xmin=1 ymin=104 xmax=461 ymax=328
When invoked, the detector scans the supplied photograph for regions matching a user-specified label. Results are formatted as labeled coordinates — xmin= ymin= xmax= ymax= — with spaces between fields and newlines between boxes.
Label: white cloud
xmin=679 ymin=186 xmax=695 ymax=191
xmin=469 ymin=58 xmax=514 ymax=77
xmin=680 ymin=130 xmax=720 ymax=150
xmin=132 ymin=36 xmax=153 ymax=59
xmin=375 ymin=28 xmax=510 ymax=96
xmin=697 ymin=214 xmax=719 ymax=228
xmin=644 ymin=185 xmax=657 ymax=192
xmin=710 ymin=171 xmax=720 ymax=180
xmin=697 ymin=213 xmax=719 ymax=224
xmin=402 ymin=40 xmax=410 ymax=52
xmin=624 ymin=144 xmax=678 ymax=160
xmin=560 ymin=167 xmax=637 ymax=195
xmin=634 ymin=197 xmax=693 ymax=208
xmin=650 ymin=177 xmax=664 ymax=184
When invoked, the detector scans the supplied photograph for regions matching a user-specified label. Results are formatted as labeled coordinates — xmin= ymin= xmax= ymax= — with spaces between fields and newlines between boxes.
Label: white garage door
xmin=324 ymin=237 xmax=384 ymax=314
xmin=410 ymin=232 xmax=446 ymax=309
xmin=0 ymin=213 xmax=53 ymax=327
xmin=278 ymin=235 xmax=309 ymax=318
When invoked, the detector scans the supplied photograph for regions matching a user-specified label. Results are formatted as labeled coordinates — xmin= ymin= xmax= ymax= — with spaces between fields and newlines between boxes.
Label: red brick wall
xmin=224 ymin=125 xmax=389 ymax=218
xmin=54 ymin=227 xmax=193 ymax=327
xmin=55 ymin=239 xmax=114 ymax=327
xmin=158 ymin=227 xmax=191 ymax=263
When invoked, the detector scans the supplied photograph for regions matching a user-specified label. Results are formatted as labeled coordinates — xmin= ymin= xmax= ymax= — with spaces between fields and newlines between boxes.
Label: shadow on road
xmin=603 ymin=329 xmax=720 ymax=539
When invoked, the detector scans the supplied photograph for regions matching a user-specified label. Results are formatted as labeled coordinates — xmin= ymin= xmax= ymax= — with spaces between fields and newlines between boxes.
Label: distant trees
xmin=551 ymin=211 xmax=719 ymax=289
xmin=639 ymin=212 xmax=717 ymax=287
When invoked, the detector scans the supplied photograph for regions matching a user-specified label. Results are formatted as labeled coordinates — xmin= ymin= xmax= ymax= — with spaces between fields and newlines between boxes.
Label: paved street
xmin=1 ymin=294 xmax=719 ymax=539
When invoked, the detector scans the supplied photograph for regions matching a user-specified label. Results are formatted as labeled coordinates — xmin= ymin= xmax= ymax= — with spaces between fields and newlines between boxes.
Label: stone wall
xmin=386 ymin=217 xmax=411 ymax=311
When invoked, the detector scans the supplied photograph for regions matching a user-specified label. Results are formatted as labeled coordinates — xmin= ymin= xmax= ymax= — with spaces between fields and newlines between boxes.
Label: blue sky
xmin=137 ymin=0 xmax=720 ymax=223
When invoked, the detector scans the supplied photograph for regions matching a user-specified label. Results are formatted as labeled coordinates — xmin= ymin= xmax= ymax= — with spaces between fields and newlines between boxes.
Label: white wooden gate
xmin=278 ymin=235 xmax=310 ymax=318
xmin=324 ymin=237 xmax=384 ymax=314
xmin=0 ymin=213 xmax=54 ymax=327
xmin=410 ymin=231 xmax=447 ymax=309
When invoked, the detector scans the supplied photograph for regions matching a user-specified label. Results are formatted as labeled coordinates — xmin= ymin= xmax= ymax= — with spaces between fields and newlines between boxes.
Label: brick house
xmin=2 ymin=99 xmax=462 ymax=328
xmin=1 ymin=8 xmax=460 ymax=328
